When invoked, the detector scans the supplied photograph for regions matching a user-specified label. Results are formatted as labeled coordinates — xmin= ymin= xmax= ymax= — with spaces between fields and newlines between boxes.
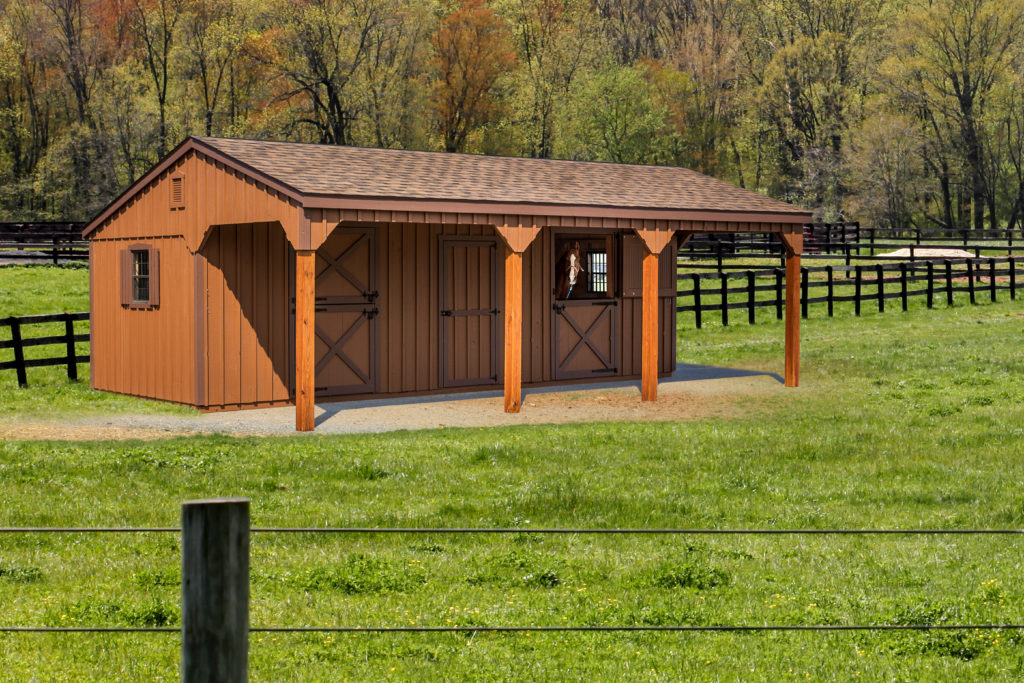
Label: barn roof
xmin=84 ymin=136 xmax=810 ymax=237
xmin=195 ymin=137 xmax=806 ymax=216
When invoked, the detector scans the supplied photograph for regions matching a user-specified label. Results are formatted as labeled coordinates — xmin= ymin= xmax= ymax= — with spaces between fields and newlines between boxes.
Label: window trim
xmin=121 ymin=243 xmax=160 ymax=310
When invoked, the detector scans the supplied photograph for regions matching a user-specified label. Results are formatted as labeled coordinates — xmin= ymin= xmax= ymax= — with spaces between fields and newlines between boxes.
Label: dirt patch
xmin=0 ymin=374 xmax=785 ymax=441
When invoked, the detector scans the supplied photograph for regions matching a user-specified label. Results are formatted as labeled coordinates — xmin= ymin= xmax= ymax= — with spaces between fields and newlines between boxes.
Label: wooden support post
xmin=641 ymin=248 xmax=659 ymax=401
xmin=295 ymin=249 xmax=316 ymax=432
xmin=504 ymin=246 xmax=523 ymax=412
xmin=182 ymin=498 xmax=249 ymax=683
xmin=633 ymin=227 xmax=675 ymax=402
xmin=781 ymin=232 xmax=802 ymax=388
xmin=494 ymin=223 xmax=541 ymax=414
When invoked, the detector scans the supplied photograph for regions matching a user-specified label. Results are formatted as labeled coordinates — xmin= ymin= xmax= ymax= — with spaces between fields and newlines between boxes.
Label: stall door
xmin=553 ymin=300 xmax=619 ymax=379
xmin=314 ymin=227 xmax=377 ymax=395
xmin=439 ymin=237 xmax=500 ymax=387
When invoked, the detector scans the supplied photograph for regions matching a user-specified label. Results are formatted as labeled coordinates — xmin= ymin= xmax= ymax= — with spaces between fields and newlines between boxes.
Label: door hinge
xmin=364 ymin=307 xmax=379 ymax=319
xmin=552 ymin=303 xmax=566 ymax=313
xmin=440 ymin=309 xmax=453 ymax=317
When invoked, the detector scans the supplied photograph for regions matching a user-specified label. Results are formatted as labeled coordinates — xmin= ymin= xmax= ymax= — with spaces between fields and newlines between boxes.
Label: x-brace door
xmin=314 ymin=226 xmax=377 ymax=396
xmin=552 ymin=300 xmax=619 ymax=379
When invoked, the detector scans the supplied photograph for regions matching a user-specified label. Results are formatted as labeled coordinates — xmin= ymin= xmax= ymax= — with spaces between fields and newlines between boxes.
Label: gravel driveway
xmin=1 ymin=365 xmax=785 ymax=441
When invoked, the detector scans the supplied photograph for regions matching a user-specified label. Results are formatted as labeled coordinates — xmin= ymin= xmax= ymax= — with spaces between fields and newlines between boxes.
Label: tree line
xmin=1 ymin=0 xmax=1023 ymax=232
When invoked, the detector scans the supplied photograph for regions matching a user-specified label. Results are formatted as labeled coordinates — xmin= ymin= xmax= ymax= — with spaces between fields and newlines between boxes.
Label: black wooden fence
xmin=677 ymin=257 xmax=1018 ymax=328
xmin=681 ymin=222 xmax=1024 ymax=266
xmin=0 ymin=223 xmax=87 ymax=264
xmin=0 ymin=312 xmax=89 ymax=386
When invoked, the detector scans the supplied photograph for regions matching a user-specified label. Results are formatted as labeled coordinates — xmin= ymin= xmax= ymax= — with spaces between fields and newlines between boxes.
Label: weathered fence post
xmin=182 ymin=498 xmax=250 ymax=683
xmin=63 ymin=313 xmax=78 ymax=381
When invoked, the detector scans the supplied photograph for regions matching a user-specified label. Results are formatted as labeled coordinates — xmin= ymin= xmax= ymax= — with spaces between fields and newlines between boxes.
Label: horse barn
xmin=83 ymin=137 xmax=811 ymax=431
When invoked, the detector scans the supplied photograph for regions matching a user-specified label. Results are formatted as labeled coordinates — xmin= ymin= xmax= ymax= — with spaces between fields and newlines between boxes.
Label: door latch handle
xmin=440 ymin=309 xmax=453 ymax=317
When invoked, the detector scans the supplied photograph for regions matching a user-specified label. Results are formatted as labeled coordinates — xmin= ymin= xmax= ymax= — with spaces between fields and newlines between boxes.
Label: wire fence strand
xmin=4 ymin=624 xmax=1024 ymax=634
xmin=1 ymin=527 xmax=1023 ymax=534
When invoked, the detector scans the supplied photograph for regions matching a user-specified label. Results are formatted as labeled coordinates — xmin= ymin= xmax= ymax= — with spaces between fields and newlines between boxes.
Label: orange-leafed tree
xmin=431 ymin=0 xmax=515 ymax=153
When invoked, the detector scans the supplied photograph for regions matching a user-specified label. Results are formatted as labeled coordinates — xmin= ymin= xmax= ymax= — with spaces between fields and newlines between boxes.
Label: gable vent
xmin=170 ymin=176 xmax=184 ymax=209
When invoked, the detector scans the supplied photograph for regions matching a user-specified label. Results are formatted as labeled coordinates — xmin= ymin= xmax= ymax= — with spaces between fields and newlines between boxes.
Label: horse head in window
xmin=555 ymin=241 xmax=585 ymax=299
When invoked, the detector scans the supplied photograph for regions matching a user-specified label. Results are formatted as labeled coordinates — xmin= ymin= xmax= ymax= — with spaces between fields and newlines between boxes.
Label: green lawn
xmin=1 ymin=266 xmax=1024 ymax=679
xmin=0 ymin=265 xmax=193 ymax=417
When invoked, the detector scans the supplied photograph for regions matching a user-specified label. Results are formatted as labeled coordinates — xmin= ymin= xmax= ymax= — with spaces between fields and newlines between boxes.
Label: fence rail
xmin=681 ymin=222 xmax=1024 ymax=265
xmin=0 ymin=222 xmax=87 ymax=264
xmin=0 ymin=312 xmax=89 ymax=386
xmin=677 ymin=257 xmax=1017 ymax=328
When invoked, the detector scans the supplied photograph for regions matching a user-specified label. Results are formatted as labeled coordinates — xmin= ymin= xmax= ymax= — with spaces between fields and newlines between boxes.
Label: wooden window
xmin=170 ymin=174 xmax=184 ymax=209
xmin=120 ymin=244 xmax=160 ymax=309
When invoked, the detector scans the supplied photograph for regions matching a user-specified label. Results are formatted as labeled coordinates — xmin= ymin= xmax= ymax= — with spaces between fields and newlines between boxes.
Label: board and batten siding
xmin=89 ymin=236 xmax=196 ymax=404
xmin=373 ymin=221 xmax=500 ymax=394
xmin=200 ymin=223 xmax=294 ymax=410
xmin=86 ymin=149 xmax=303 ymax=251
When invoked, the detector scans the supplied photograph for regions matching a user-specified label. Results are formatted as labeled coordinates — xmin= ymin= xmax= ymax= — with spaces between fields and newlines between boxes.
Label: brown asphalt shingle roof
xmin=195 ymin=137 xmax=807 ymax=216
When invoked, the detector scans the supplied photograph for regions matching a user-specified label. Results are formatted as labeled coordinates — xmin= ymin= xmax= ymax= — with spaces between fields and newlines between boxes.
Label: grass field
xmin=2 ymin=265 xmax=1024 ymax=680
xmin=0 ymin=265 xmax=193 ymax=417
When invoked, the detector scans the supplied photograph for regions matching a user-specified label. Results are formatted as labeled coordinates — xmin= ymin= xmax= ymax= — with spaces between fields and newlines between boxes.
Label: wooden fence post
xmin=826 ymin=266 xmax=834 ymax=317
xmin=720 ymin=273 xmax=729 ymax=326
xmin=854 ymin=266 xmax=863 ymax=316
xmin=945 ymin=260 xmax=954 ymax=307
xmin=746 ymin=271 xmax=756 ymax=325
xmin=876 ymin=264 xmax=885 ymax=313
xmin=9 ymin=319 xmax=28 ymax=387
xmin=1010 ymin=258 xmax=1017 ymax=300
xmin=989 ymin=258 xmax=997 ymax=302
xmin=926 ymin=262 xmax=934 ymax=308
xmin=899 ymin=263 xmax=908 ymax=312
xmin=774 ymin=268 xmax=783 ymax=319
xmin=967 ymin=260 xmax=976 ymax=304
xmin=800 ymin=267 xmax=809 ymax=319
xmin=63 ymin=313 xmax=78 ymax=381
xmin=182 ymin=498 xmax=250 ymax=683
xmin=692 ymin=274 xmax=702 ymax=329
